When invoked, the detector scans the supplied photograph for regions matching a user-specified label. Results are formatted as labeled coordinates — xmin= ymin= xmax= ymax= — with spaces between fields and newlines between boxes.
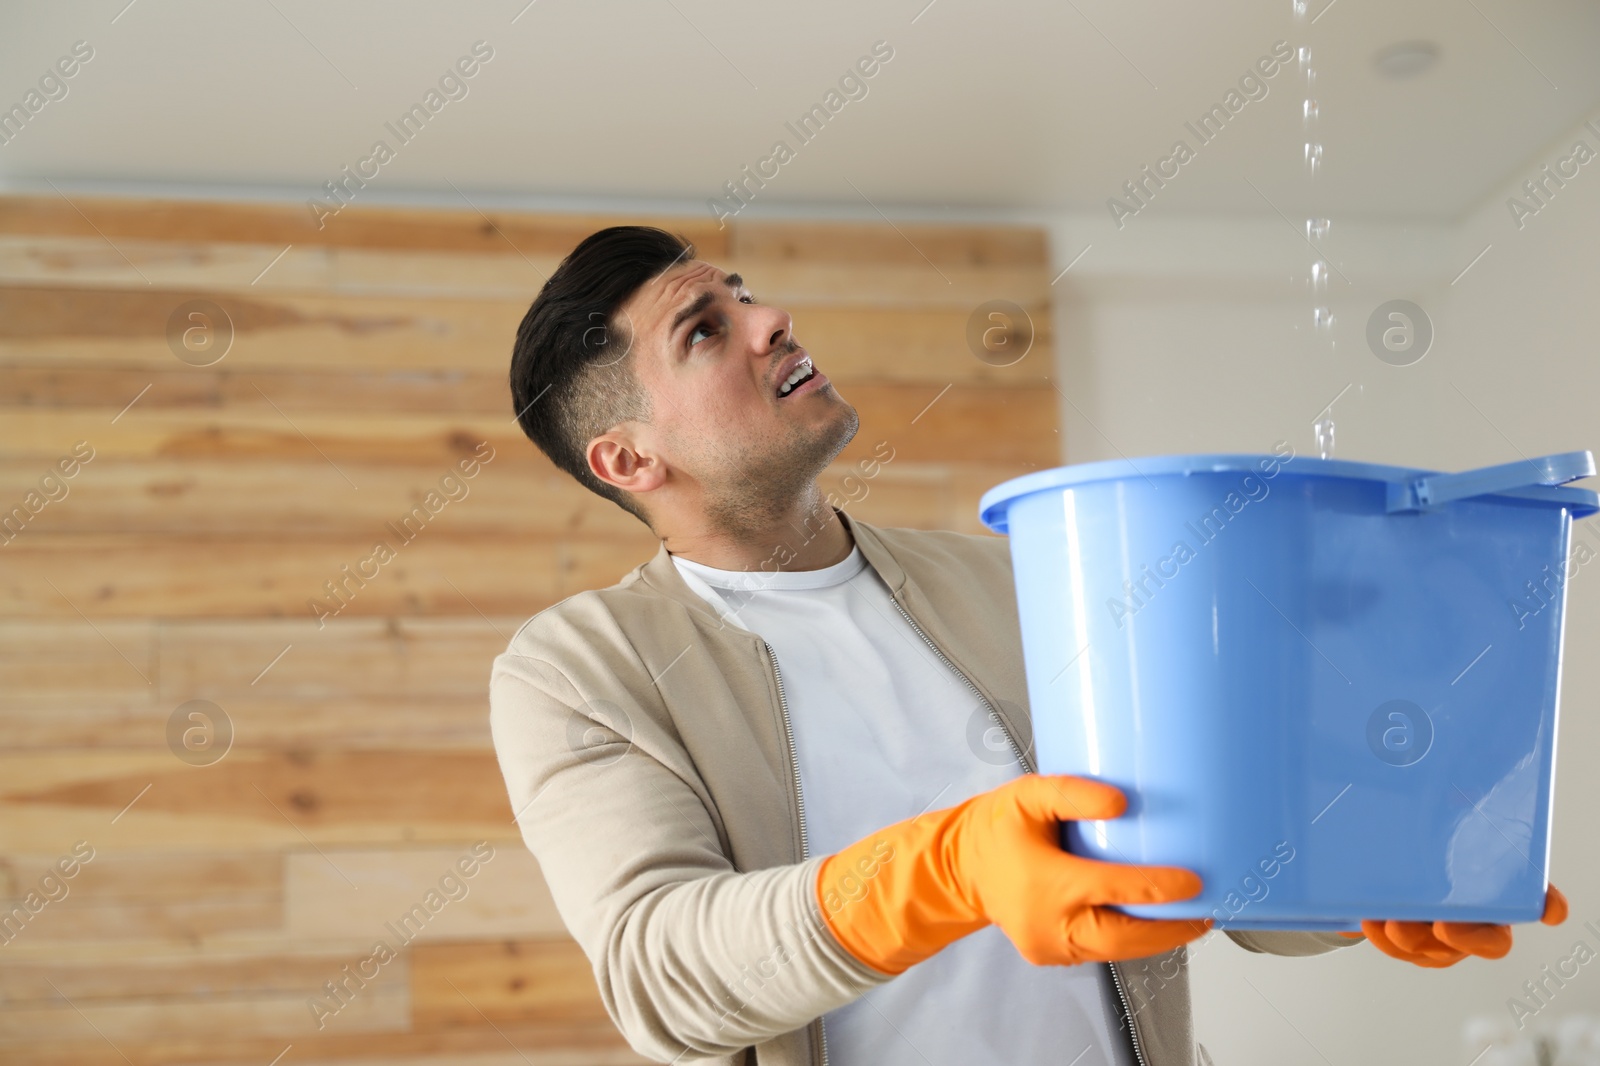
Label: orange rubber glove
xmin=815 ymin=773 xmax=1212 ymax=974
xmin=1336 ymin=884 xmax=1568 ymax=966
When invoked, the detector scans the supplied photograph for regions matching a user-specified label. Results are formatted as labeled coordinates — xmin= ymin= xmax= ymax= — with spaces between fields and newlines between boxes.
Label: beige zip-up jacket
xmin=489 ymin=507 xmax=1360 ymax=1066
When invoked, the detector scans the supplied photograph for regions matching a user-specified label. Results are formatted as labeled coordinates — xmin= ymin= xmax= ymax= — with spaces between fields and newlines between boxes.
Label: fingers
xmin=1423 ymin=883 xmax=1564 ymax=957
xmin=1360 ymin=922 xmax=1458 ymax=967
xmin=1433 ymin=922 xmax=1513 ymax=959
xmin=1055 ymin=905 xmax=1213 ymax=964
xmin=1542 ymin=884 xmax=1569 ymax=926
xmin=1361 ymin=920 xmax=1463 ymax=967
xmin=1387 ymin=920 xmax=1463 ymax=961
xmin=1009 ymin=773 xmax=1128 ymax=824
xmin=1061 ymin=856 xmax=1205 ymax=908
xmin=1005 ymin=774 xmax=1203 ymax=907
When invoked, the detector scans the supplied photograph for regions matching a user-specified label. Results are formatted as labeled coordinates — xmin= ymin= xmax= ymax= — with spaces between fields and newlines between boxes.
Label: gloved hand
xmin=816 ymin=773 xmax=1212 ymax=974
xmin=1336 ymin=884 xmax=1568 ymax=967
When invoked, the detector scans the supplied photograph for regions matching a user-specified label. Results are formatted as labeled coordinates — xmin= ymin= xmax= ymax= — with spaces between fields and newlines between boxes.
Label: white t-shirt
xmin=671 ymin=544 xmax=1136 ymax=1066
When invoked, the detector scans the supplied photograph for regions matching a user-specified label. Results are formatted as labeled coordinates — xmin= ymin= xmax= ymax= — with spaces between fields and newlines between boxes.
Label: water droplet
xmin=1302 ymin=98 xmax=1319 ymax=129
xmin=1292 ymin=0 xmax=1309 ymax=19
xmin=1313 ymin=306 xmax=1335 ymax=332
xmin=1298 ymin=46 xmax=1313 ymax=67
xmin=1314 ymin=417 xmax=1335 ymax=460
xmin=1311 ymin=260 xmax=1329 ymax=292
xmin=1305 ymin=217 xmax=1331 ymax=241
xmin=1304 ymin=142 xmax=1323 ymax=176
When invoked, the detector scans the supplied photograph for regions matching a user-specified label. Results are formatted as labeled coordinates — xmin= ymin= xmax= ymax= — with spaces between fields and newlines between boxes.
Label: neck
xmin=660 ymin=487 xmax=854 ymax=572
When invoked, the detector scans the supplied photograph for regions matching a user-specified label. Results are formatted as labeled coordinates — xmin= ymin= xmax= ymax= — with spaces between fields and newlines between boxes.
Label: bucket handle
xmin=1385 ymin=450 xmax=1596 ymax=513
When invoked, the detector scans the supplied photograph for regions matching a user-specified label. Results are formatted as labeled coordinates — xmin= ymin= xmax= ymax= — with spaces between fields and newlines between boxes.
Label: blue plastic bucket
xmin=979 ymin=450 xmax=1597 ymax=930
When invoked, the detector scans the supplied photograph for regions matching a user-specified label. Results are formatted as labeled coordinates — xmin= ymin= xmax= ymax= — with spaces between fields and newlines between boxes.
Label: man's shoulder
xmin=861 ymin=520 xmax=1013 ymax=572
xmin=497 ymin=558 xmax=668 ymax=662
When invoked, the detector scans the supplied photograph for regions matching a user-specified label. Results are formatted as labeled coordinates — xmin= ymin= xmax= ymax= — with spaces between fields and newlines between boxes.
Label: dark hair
xmin=509 ymin=225 xmax=695 ymax=529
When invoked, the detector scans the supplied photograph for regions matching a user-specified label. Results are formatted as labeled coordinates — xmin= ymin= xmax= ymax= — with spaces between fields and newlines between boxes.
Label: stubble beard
xmin=701 ymin=394 xmax=860 ymax=545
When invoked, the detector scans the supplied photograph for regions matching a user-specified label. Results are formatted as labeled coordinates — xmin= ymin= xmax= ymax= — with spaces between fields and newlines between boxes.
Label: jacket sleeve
xmin=489 ymin=649 xmax=895 ymax=1062
xmin=1223 ymin=929 xmax=1365 ymax=956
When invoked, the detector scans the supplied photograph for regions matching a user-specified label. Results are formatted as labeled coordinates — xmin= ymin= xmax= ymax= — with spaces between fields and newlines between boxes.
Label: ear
xmin=588 ymin=430 xmax=665 ymax=496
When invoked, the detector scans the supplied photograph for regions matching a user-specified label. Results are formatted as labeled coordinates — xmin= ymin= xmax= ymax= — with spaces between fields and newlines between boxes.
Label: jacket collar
xmin=636 ymin=506 xmax=908 ymax=627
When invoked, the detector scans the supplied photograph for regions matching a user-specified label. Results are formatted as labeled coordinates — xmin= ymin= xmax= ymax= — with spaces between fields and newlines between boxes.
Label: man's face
xmin=599 ymin=260 xmax=858 ymax=535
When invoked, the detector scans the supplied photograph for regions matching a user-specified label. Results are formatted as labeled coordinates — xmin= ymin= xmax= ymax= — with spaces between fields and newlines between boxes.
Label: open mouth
xmin=777 ymin=356 xmax=816 ymax=398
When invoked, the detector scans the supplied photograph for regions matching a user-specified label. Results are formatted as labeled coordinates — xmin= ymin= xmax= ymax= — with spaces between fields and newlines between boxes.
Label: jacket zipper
xmin=1107 ymin=962 xmax=1149 ymax=1066
xmin=887 ymin=597 xmax=1030 ymax=773
xmin=763 ymin=640 xmax=830 ymax=1066
xmin=887 ymin=597 xmax=1151 ymax=1066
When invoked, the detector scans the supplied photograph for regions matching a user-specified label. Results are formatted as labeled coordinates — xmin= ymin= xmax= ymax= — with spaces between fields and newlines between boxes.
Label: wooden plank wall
xmin=0 ymin=194 xmax=1059 ymax=1065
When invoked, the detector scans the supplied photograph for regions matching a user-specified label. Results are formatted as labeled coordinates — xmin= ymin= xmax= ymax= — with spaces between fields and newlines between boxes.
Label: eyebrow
xmin=668 ymin=272 xmax=745 ymax=346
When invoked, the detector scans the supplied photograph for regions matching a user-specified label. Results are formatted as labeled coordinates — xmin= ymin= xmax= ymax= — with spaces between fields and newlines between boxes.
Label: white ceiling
xmin=3 ymin=0 xmax=1599 ymax=223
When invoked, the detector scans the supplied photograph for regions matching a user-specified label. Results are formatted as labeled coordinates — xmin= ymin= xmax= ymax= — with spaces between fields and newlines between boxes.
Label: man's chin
xmin=815 ymin=395 xmax=859 ymax=463
xmin=763 ymin=405 xmax=858 ymax=489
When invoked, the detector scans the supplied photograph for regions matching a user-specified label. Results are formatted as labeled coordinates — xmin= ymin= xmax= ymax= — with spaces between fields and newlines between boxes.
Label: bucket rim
xmin=978 ymin=452 xmax=1600 ymax=533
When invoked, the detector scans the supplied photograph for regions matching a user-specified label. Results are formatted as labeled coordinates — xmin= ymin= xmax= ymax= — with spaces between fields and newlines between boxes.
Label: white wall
xmin=1043 ymin=111 xmax=1600 ymax=1065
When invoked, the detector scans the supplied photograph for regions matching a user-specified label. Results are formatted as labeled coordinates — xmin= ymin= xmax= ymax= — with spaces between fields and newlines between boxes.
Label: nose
xmin=761 ymin=306 xmax=795 ymax=356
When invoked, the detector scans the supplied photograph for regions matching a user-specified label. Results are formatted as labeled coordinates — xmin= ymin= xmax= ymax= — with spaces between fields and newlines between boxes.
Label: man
xmin=490 ymin=225 xmax=1567 ymax=1066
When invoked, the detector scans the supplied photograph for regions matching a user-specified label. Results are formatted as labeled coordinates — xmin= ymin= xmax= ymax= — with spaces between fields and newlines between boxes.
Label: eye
xmin=687 ymin=293 xmax=758 ymax=349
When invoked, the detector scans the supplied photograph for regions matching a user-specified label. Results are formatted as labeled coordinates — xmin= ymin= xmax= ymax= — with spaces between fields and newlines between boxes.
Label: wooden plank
xmin=0 ymin=532 xmax=654 ymax=619
xmin=411 ymin=938 xmax=609 ymax=1028
xmin=950 ymin=461 xmax=1052 ymax=535
xmin=0 ymin=193 xmax=733 ymax=258
xmin=0 ymin=234 xmax=343 ymax=293
xmin=0 ymin=453 xmax=975 ymax=536
xmin=0 ymin=383 xmax=1055 ymax=465
xmin=0 ymin=1022 xmax=645 ymax=1066
xmin=0 ymin=895 xmax=282 ymax=945
xmin=0 ymin=286 xmax=1051 ymax=386
xmin=0 ymin=286 xmax=523 ymax=372
xmin=788 ymin=303 xmax=1053 ymax=383
xmin=0 ymin=695 xmax=494 ymax=752
xmin=834 ymin=381 xmax=1059 ymax=466
xmin=1 ymin=850 xmax=278 ymax=904
xmin=0 ymin=973 xmax=407 ymax=1040
xmin=0 ymin=194 xmax=1044 ymax=270
xmin=0 ymin=620 xmax=157 ymax=700
xmin=0 ymin=235 xmax=1050 ymax=306
xmin=0 ymin=853 xmax=280 ymax=946
xmin=0 ymin=946 xmax=388 ymax=1007
xmin=0 ymin=751 xmax=514 ymax=852
xmin=323 ymin=244 xmax=554 ymax=300
xmin=0 ymin=365 xmax=511 ymax=414
xmin=280 ymin=1052 xmax=649 ymax=1066
xmin=0 ymin=451 xmax=642 ymax=538
xmin=0 ymin=618 xmax=512 ymax=749
xmin=285 ymin=846 xmax=565 ymax=942
xmin=0 ymin=993 xmax=406 ymax=1042
xmin=0 ymin=406 xmax=521 ymax=464
xmin=731 ymin=219 xmax=1048 ymax=267
xmin=636 ymin=254 xmax=1053 ymax=310
xmin=156 ymin=616 xmax=519 ymax=699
